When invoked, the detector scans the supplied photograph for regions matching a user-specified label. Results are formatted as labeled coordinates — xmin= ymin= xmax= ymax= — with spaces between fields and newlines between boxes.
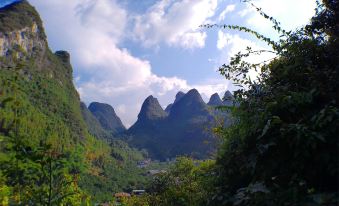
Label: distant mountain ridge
xmin=80 ymin=102 xmax=111 ymax=139
xmin=125 ymin=89 xmax=234 ymax=160
xmin=165 ymin=91 xmax=185 ymax=113
xmin=88 ymin=102 xmax=126 ymax=134
xmin=79 ymin=90 xmax=234 ymax=160
xmin=138 ymin=95 xmax=168 ymax=121
xmin=208 ymin=93 xmax=223 ymax=106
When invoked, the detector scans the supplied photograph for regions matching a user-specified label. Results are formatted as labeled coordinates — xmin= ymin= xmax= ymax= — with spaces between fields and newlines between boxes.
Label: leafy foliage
xmin=0 ymin=2 xmax=152 ymax=203
xmin=123 ymin=157 xmax=216 ymax=206
xmin=0 ymin=63 xmax=88 ymax=205
xmin=209 ymin=0 xmax=339 ymax=205
xmin=129 ymin=1 xmax=338 ymax=205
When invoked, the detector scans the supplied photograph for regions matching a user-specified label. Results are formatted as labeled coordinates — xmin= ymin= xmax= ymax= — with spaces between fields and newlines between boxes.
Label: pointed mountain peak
xmin=0 ymin=0 xmax=47 ymax=63
xmin=208 ymin=93 xmax=223 ymax=106
xmin=80 ymin=102 xmax=110 ymax=139
xmin=169 ymin=89 xmax=209 ymax=119
xmin=138 ymin=95 xmax=167 ymax=121
xmin=184 ymin=89 xmax=204 ymax=102
xmin=165 ymin=91 xmax=186 ymax=113
xmin=88 ymin=102 xmax=126 ymax=134
xmin=174 ymin=91 xmax=185 ymax=103
xmin=223 ymin=90 xmax=234 ymax=106
xmin=223 ymin=90 xmax=233 ymax=99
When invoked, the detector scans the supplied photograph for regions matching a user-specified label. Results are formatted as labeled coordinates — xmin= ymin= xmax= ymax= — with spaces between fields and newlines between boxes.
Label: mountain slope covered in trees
xmin=0 ymin=1 xmax=149 ymax=204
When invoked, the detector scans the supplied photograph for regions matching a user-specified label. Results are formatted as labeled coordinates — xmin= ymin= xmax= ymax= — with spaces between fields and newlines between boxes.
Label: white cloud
xmin=238 ymin=0 xmax=316 ymax=35
xmin=75 ymin=0 xmax=127 ymax=43
xmin=30 ymin=0 xmax=315 ymax=127
xmin=132 ymin=0 xmax=218 ymax=49
xmin=218 ymin=4 xmax=235 ymax=22
xmin=215 ymin=0 xmax=315 ymax=85
xmin=30 ymin=0 xmax=228 ymax=127
xmin=216 ymin=31 xmax=276 ymax=81
xmin=217 ymin=30 xmax=231 ymax=50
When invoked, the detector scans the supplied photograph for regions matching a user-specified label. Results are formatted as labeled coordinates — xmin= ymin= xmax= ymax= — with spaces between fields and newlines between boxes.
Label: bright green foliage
xmin=126 ymin=157 xmax=216 ymax=206
xmin=79 ymin=138 xmax=150 ymax=203
xmin=0 ymin=63 xmax=89 ymax=205
xmin=0 ymin=51 xmax=150 ymax=204
xmin=0 ymin=1 xmax=155 ymax=204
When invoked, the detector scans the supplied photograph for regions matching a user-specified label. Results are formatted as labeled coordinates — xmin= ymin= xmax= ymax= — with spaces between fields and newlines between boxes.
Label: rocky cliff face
xmin=0 ymin=22 xmax=45 ymax=57
xmin=0 ymin=0 xmax=73 ymax=86
xmin=0 ymin=0 xmax=84 ymax=140
xmin=0 ymin=1 xmax=47 ymax=65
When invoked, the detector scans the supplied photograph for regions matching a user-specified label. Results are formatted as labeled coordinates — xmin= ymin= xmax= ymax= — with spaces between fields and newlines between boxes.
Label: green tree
xmin=0 ymin=62 xmax=88 ymax=205
xmin=208 ymin=0 xmax=338 ymax=205
xmin=143 ymin=157 xmax=215 ymax=206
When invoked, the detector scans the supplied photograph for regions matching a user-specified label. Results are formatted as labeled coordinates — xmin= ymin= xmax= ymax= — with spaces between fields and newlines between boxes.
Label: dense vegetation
xmin=124 ymin=0 xmax=338 ymax=205
xmin=0 ymin=0 xmax=337 ymax=205
xmin=0 ymin=1 xmax=154 ymax=204
xmin=87 ymin=102 xmax=126 ymax=135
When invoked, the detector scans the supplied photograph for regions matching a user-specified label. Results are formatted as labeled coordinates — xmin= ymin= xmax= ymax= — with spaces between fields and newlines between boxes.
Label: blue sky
xmin=0 ymin=0 xmax=21 ymax=7
xmin=2 ymin=0 xmax=316 ymax=127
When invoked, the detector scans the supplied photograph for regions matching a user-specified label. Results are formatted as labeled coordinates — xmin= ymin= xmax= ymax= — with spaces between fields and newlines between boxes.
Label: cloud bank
xmin=30 ymin=0 xmax=228 ymax=127
xmin=28 ymin=0 xmax=316 ymax=127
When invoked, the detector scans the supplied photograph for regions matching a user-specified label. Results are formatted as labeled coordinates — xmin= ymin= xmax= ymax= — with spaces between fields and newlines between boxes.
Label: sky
xmin=2 ymin=0 xmax=316 ymax=127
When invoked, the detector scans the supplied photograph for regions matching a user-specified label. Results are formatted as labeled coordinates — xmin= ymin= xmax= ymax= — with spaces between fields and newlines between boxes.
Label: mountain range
xmin=82 ymin=89 xmax=234 ymax=160
xmin=0 ymin=1 xmax=234 ymax=203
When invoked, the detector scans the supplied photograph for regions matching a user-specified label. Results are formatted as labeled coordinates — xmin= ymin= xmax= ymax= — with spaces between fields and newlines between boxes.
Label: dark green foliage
xmin=0 ymin=1 xmax=151 ymax=204
xmin=80 ymin=102 xmax=111 ymax=139
xmin=78 ymin=139 xmax=150 ymax=203
xmin=127 ymin=1 xmax=338 ymax=206
xmin=210 ymin=1 xmax=339 ymax=205
xmin=88 ymin=102 xmax=126 ymax=134
xmin=0 ymin=63 xmax=88 ymax=204
xmin=126 ymin=157 xmax=216 ymax=206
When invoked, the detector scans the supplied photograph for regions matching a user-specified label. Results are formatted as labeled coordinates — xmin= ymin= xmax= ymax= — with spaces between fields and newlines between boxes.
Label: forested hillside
xmin=0 ymin=1 xmax=151 ymax=204
xmin=0 ymin=0 xmax=337 ymax=205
